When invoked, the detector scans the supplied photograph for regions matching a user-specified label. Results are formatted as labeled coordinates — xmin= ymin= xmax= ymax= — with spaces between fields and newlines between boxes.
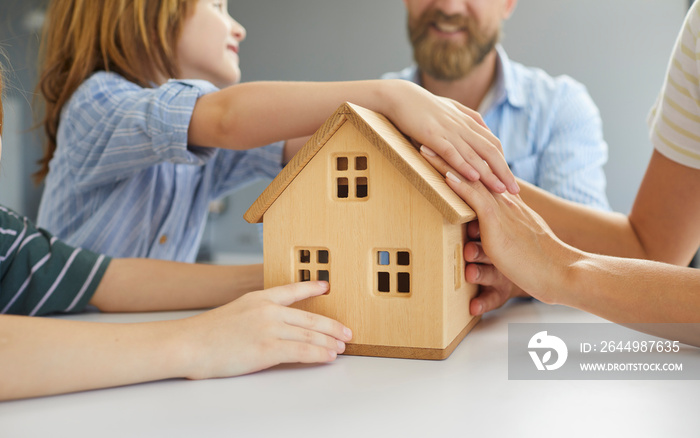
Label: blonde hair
xmin=36 ymin=0 xmax=198 ymax=182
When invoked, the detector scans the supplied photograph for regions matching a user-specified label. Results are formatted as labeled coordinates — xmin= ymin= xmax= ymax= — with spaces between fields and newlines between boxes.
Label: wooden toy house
xmin=244 ymin=102 xmax=480 ymax=359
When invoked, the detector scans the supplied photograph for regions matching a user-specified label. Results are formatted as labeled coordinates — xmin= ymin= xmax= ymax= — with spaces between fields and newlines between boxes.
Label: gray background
xmin=0 ymin=0 xmax=689 ymax=258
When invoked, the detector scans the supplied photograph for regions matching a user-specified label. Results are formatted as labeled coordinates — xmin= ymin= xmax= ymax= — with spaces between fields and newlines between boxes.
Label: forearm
xmin=0 ymin=315 xmax=188 ymax=400
xmin=519 ymin=180 xmax=647 ymax=259
xmin=283 ymin=136 xmax=311 ymax=164
xmin=189 ymin=80 xmax=396 ymax=150
xmin=90 ymin=259 xmax=263 ymax=312
xmin=561 ymin=253 xmax=700 ymax=328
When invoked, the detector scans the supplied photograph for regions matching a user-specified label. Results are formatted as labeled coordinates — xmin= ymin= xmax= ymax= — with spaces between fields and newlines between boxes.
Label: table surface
xmin=1 ymin=300 xmax=698 ymax=438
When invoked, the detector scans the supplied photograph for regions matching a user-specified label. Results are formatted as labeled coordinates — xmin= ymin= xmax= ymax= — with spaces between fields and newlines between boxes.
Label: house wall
xmin=442 ymin=222 xmax=477 ymax=346
xmin=263 ymin=120 xmax=450 ymax=349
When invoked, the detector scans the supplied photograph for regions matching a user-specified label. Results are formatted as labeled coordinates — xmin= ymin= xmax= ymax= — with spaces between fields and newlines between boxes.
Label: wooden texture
xmin=248 ymin=102 xmax=479 ymax=359
xmin=263 ymin=122 xmax=445 ymax=348
xmin=443 ymin=222 xmax=477 ymax=345
xmin=245 ymin=102 xmax=475 ymax=225
xmin=344 ymin=315 xmax=481 ymax=360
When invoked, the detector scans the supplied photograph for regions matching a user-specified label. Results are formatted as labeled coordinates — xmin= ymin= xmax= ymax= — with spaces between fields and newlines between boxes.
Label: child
xmin=35 ymin=0 xmax=517 ymax=261
xmin=0 ymin=61 xmax=353 ymax=401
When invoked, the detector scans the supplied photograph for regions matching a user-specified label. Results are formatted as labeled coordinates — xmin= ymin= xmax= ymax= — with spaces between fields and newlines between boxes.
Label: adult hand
xmin=464 ymin=220 xmax=532 ymax=316
xmin=420 ymin=146 xmax=580 ymax=305
xmin=181 ymin=281 xmax=352 ymax=380
xmin=384 ymin=80 xmax=519 ymax=195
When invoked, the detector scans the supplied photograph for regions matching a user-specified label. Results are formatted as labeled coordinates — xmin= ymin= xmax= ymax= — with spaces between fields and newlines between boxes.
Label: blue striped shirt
xmin=37 ymin=72 xmax=284 ymax=262
xmin=383 ymin=45 xmax=610 ymax=210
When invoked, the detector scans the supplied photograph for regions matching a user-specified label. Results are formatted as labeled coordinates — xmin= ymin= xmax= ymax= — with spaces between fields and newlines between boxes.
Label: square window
xmin=355 ymin=156 xmax=367 ymax=170
xmin=397 ymin=251 xmax=410 ymax=266
xmin=300 ymin=250 xmax=310 ymax=263
xmin=317 ymin=250 xmax=329 ymax=264
xmin=337 ymin=157 xmax=348 ymax=171
xmin=378 ymin=272 xmax=390 ymax=292
xmin=317 ymin=270 xmax=329 ymax=282
xmin=337 ymin=178 xmax=349 ymax=198
xmin=299 ymin=269 xmax=310 ymax=282
xmin=378 ymin=251 xmax=390 ymax=265
xmin=356 ymin=177 xmax=368 ymax=198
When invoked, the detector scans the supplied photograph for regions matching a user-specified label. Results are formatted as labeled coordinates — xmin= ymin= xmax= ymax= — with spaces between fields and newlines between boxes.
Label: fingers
xmin=262 ymin=281 xmax=329 ymax=306
xmin=269 ymin=340 xmax=340 ymax=365
xmin=464 ymin=241 xmax=490 ymax=264
xmin=469 ymin=286 xmax=511 ymax=316
xmin=465 ymin=263 xmax=508 ymax=315
xmin=446 ymin=108 xmax=518 ymax=194
xmin=452 ymin=125 xmax=513 ymax=193
xmin=466 ymin=264 xmax=532 ymax=315
xmin=420 ymin=145 xmax=459 ymax=177
xmin=280 ymin=306 xmax=352 ymax=344
xmin=443 ymin=169 xmax=495 ymax=220
xmin=465 ymin=263 xmax=502 ymax=287
xmin=265 ymin=297 xmax=353 ymax=368
xmin=256 ymin=282 xmax=353 ymax=352
xmin=422 ymin=142 xmax=503 ymax=195
xmin=430 ymin=138 xmax=482 ymax=182
xmin=419 ymin=128 xmax=517 ymax=195
xmin=467 ymin=220 xmax=481 ymax=240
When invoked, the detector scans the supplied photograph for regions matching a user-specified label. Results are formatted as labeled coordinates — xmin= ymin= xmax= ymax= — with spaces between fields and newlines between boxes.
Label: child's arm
xmin=189 ymin=79 xmax=518 ymax=194
xmin=0 ymin=281 xmax=350 ymax=401
xmin=89 ymin=259 xmax=264 ymax=312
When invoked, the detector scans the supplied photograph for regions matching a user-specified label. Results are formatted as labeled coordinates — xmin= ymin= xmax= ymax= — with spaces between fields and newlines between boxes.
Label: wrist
xmin=538 ymin=242 xmax=586 ymax=307
xmin=152 ymin=318 xmax=199 ymax=380
xmin=372 ymin=79 xmax=405 ymax=119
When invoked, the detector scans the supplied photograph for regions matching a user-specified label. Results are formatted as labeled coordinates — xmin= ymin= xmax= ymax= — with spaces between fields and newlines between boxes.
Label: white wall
xmin=204 ymin=0 xmax=688 ymax=256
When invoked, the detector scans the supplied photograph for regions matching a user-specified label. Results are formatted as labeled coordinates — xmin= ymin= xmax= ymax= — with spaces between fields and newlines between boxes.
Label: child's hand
xmin=180 ymin=281 xmax=352 ymax=379
xmin=384 ymin=80 xmax=519 ymax=195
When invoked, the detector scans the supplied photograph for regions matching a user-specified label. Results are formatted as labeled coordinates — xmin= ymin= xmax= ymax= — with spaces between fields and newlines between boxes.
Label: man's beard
xmin=409 ymin=9 xmax=499 ymax=81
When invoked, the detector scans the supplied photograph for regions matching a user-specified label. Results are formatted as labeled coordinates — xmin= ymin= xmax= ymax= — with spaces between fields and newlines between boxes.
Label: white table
xmin=1 ymin=301 xmax=698 ymax=438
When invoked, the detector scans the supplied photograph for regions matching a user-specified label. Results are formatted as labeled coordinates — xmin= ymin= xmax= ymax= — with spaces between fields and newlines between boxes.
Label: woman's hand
xmin=180 ymin=281 xmax=352 ymax=379
xmin=382 ymin=80 xmax=519 ymax=195
xmin=420 ymin=146 xmax=581 ymax=305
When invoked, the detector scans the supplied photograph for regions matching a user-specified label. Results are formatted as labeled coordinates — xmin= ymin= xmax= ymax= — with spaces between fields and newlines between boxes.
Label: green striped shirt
xmin=649 ymin=2 xmax=700 ymax=169
xmin=0 ymin=206 xmax=111 ymax=316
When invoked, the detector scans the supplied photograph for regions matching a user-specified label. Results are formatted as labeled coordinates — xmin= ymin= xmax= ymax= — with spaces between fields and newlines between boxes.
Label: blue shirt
xmin=37 ymin=72 xmax=284 ymax=262
xmin=383 ymin=46 xmax=610 ymax=210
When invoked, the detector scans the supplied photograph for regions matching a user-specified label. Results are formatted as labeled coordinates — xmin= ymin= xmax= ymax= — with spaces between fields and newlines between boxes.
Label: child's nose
xmin=231 ymin=18 xmax=246 ymax=42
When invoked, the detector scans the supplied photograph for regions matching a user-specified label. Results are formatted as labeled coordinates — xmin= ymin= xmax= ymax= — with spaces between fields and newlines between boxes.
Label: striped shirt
xmin=0 ymin=206 xmax=110 ymax=316
xmin=36 ymin=72 xmax=284 ymax=262
xmin=383 ymin=45 xmax=611 ymax=210
xmin=648 ymin=1 xmax=700 ymax=169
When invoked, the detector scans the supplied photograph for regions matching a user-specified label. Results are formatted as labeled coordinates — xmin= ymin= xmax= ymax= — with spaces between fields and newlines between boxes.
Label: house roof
xmin=244 ymin=102 xmax=476 ymax=225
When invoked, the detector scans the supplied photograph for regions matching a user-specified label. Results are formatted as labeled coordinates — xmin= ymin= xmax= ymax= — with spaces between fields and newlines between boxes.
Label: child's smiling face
xmin=176 ymin=0 xmax=246 ymax=88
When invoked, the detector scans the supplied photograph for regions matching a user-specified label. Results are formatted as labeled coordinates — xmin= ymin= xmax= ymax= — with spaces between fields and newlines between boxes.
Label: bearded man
xmin=384 ymin=0 xmax=610 ymax=210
